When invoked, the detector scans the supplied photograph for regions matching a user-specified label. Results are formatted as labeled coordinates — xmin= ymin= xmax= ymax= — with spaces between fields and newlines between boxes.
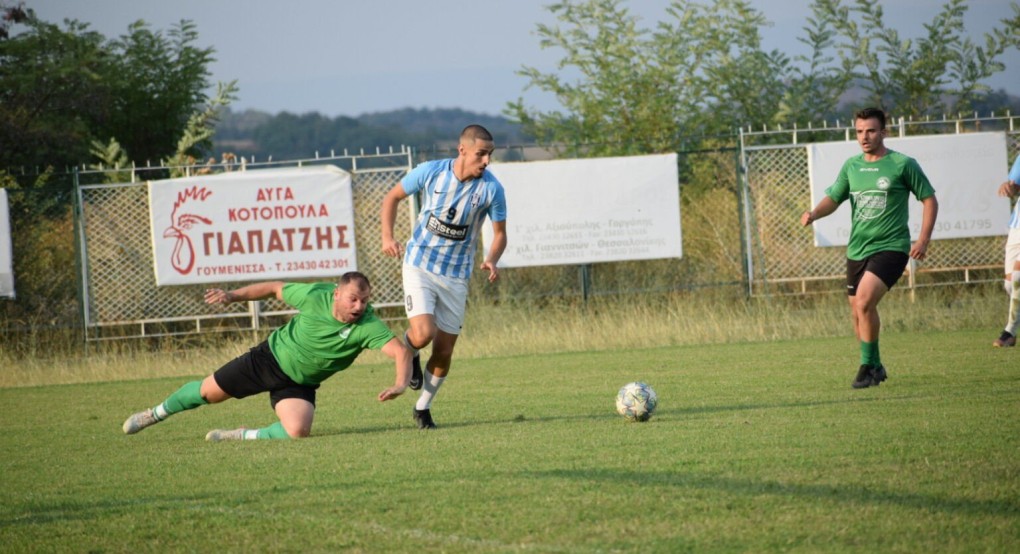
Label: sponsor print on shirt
xmin=426 ymin=214 xmax=469 ymax=241
xmin=851 ymin=190 xmax=888 ymax=221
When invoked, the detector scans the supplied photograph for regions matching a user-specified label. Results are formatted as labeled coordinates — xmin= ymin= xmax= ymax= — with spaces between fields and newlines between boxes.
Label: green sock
xmin=157 ymin=380 xmax=207 ymax=417
xmin=860 ymin=341 xmax=880 ymax=367
xmin=255 ymin=421 xmax=291 ymax=440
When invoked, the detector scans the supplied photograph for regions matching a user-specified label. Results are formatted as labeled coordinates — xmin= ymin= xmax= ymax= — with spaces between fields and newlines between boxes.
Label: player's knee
xmin=285 ymin=425 xmax=311 ymax=439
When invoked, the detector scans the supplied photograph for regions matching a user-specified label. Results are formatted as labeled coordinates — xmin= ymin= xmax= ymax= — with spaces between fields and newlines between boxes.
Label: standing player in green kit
xmin=801 ymin=107 xmax=939 ymax=389
xmin=122 ymin=272 xmax=412 ymax=440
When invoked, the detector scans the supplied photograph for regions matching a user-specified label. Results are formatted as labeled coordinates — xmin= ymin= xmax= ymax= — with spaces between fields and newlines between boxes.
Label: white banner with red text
xmin=148 ymin=165 xmax=357 ymax=286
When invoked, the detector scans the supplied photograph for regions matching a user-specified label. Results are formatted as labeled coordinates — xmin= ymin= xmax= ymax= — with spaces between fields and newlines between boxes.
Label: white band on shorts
xmin=402 ymin=264 xmax=469 ymax=335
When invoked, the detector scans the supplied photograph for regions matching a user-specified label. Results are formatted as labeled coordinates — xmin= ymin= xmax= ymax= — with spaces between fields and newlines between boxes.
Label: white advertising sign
xmin=148 ymin=166 xmax=357 ymax=285
xmin=485 ymin=153 xmax=682 ymax=267
xmin=0 ymin=189 xmax=14 ymax=298
xmin=807 ymin=132 xmax=1007 ymax=246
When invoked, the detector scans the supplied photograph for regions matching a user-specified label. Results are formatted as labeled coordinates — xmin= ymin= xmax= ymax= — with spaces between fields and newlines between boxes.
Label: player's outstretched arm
xmin=377 ymin=337 xmax=412 ymax=401
xmin=380 ymin=185 xmax=409 ymax=258
xmin=204 ymin=281 xmax=285 ymax=305
xmin=480 ymin=220 xmax=507 ymax=283
xmin=910 ymin=195 xmax=939 ymax=261
xmin=801 ymin=196 xmax=840 ymax=226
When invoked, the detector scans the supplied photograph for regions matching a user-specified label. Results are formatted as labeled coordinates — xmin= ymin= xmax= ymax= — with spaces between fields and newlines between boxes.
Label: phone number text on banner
xmin=148 ymin=165 xmax=358 ymax=285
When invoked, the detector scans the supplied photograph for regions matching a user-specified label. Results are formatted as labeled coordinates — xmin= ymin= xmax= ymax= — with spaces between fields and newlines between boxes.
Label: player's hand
xmin=909 ymin=240 xmax=929 ymax=261
xmin=480 ymin=261 xmax=499 ymax=283
xmin=378 ymin=385 xmax=407 ymax=401
xmin=800 ymin=210 xmax=814 ymax=227
xmin=998 ymin=181 xmax=1019 ymax=198
xmin=204 ymin=288 xmax=233 ymax=304
xmin=381 ymin=238 xmax=403 ymax=258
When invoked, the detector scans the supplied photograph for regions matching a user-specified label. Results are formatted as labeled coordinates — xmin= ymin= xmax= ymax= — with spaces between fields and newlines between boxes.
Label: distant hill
xmin=212 ymin=89 xmax=1020 ymax=162
xmin=212 ymin=107 xmax=530 ymax=161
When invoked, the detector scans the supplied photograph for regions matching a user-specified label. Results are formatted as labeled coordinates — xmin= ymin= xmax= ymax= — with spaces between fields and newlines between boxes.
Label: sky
xmin=24 ymin=0 xmax=1020 ymax=118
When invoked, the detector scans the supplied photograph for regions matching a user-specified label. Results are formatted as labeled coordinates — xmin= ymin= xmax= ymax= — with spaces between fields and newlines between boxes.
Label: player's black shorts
xmin=213 ymin=340 xmax=318 ymax=409
xmin=846 ymin=251 xmax=910 ymax=296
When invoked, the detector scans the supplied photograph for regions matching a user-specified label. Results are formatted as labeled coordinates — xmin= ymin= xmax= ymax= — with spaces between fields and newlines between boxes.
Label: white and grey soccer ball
xmin=615 ymin=381 xmax=658 ymax=422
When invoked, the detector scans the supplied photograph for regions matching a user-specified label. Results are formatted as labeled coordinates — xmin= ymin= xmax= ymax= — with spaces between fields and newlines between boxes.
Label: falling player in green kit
xmin=122 ymin=272 xmax=413 ymax=440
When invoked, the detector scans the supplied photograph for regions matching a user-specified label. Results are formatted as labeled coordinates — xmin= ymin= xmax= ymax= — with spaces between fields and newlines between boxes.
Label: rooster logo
xmin=163 ymin=186 xmax=213 ymax=274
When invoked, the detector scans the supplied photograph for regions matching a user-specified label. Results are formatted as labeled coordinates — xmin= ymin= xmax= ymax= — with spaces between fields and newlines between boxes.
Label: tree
xmin=0 ymin=9 xmax=111 ymax=172
xmin=0 ymin=7 xmax=223 ymax=172
xmin=507 ymin=0 xmax=1019 ymax=153
xmin=101 ymin=19 xmax=216 ymax=165
xmin=506 ymin=0 xmax=795 ymax=157
xmin=815 ymin=0 xmax=1020 ymax=117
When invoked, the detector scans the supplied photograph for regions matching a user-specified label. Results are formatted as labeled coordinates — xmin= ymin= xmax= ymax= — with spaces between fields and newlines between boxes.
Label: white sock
xmin=153 ymin=403 xmax=169 ymax=420
xmin=243 ymin=429 xmax=259 ymax=440
xmin=1007 ymin=272 xmax=1020 ymax=335
xmin=415 ymin=369 xmax=445 ymax=411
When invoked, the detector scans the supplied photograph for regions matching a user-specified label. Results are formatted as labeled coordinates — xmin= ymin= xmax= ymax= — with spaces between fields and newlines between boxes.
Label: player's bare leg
xmin=850 ymin=272 xmax=889 ymax=388
xmin=994 ymin=261 xmax=1020 ymax=347
xmin=124 ymin=374 xmax=226 ymax=434
xmin=412 ymin=329 xmax=458 ymax=429
xmin=206 ymin=397 xmax=313 ymax=442
xmin=405 ymin=314 xmax=437 ymax=390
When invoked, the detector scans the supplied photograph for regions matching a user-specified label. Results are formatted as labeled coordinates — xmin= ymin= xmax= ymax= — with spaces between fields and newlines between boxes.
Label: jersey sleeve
xmin=1009 ymin=155 xmax=1020 ymax=184
xmin=488 ymin=181 xmax=507 ymax=223
xmin=282 ymin=282 xmax=334 ymax=310
xmin=359 ymin=315 xmax=395 ymax=350
xmin=401 ymin=161 xmax=435 ymax=196
xmin=903 ymin=157 xmax=936 ymax=200
xmin=824 ymin=159 xmax=852 ymax=203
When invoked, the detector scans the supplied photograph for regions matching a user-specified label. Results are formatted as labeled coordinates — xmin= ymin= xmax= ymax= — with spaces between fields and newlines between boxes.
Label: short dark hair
xmin=460 ymin=124 xmax=493 ymax=143
xmin=854 ymin=107 xmax=887 ymax=129
xmin=338 ymin=271 xmax=370 ymax=291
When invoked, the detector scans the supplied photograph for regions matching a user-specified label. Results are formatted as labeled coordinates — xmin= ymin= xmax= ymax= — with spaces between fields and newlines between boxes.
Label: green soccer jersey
xmin=825 ymin=149 xmax=935 ymax=260
xmin=267 ymin=282 xmax=394 ymax=386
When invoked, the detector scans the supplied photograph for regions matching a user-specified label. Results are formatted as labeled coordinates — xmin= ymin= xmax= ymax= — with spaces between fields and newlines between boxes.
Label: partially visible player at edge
xmin=801 ymin=107 xmax=939 ymax=389
xmin=992 ymin=153 xmax=1020 ymax=347
xmin=122 ymin=272 xmax=412 ymax=441
xmin=380 ymin=124 xmax=508 ymax=429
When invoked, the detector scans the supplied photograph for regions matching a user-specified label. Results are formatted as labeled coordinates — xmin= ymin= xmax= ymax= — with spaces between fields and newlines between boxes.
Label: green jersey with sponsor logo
xmin=825 ymin=150 xmax=935 ymax=260
xmin=268 ymin=282 xmax=394 ymax=386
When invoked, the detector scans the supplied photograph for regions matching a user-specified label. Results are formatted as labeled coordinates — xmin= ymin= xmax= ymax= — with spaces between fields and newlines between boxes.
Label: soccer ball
xmin=615 ymin=381 xmax=657 ymax=422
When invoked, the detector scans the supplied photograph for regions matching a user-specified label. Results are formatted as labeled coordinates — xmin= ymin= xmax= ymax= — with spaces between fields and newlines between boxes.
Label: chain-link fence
xmin=741 ymin=114 xmax=1018 ymax=295
xmin=3 ymin=113 xmax=1016 ymax=342
xmin=76 ymin=151 xmax=412 ymax=340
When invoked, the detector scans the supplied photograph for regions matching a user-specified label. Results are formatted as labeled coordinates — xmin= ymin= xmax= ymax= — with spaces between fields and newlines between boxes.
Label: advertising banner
xmin=148 ymin=166 xmax=356 ymax=285
xmin=0 ymin=188 xmax=13 ymax=298
xmin=485 ymin=153 xmax=682 ymax=268
xmin=807 ymin=132 xmax=1007 ymax=246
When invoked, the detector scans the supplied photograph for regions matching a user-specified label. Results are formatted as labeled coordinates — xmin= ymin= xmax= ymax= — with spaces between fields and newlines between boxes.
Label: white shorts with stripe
xmin=402 ymin=264 xmax=468 ymax=335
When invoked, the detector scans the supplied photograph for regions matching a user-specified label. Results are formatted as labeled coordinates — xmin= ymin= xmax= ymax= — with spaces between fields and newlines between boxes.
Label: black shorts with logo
xmin=846 ymin=251 xmax=910 ymax=296
xmin=213 ymin=340 xmax=318 ymax=408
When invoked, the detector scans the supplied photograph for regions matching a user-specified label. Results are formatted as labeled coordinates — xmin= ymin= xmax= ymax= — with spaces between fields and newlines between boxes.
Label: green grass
xmin=1 ymin=328 xmax=1017 ymax=552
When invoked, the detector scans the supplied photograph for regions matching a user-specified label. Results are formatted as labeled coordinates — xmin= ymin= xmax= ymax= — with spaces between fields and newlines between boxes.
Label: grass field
xmin=1 ymin=328 xmax=1017 ymax=552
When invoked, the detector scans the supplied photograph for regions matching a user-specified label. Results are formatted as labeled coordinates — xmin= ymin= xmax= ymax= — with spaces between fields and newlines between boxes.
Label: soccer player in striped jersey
xmin=380 ymin=125 xmax=508 ymax=429
xmin=993 ymin=154 xmax=1020 ymax=347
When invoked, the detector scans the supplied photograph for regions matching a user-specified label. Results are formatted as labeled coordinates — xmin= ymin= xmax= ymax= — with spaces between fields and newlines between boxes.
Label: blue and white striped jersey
xmin=401 ymin=159 xmax=507 ymax=279
xmin=1009 ymin=155 xmax=1020 ymax=230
